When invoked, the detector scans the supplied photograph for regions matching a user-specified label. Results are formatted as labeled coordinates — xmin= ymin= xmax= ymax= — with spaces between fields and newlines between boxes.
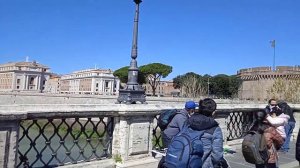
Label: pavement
xmin=225 ymin=140 xmax=299 ymax=168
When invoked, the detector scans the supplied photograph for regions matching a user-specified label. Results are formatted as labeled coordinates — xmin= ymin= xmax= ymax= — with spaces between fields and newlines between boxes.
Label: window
xmin=17 ymin=86 xmax=19 ymax=89
xmin=105 ymin=81 xmax=109 ymax=88
xmin=17 ymin=79 xmax=20 ymax=84
xmin=30 ymin=77 xmax=34 ymax=85
xmin=96 ymin=83 xmax=99 ymax=87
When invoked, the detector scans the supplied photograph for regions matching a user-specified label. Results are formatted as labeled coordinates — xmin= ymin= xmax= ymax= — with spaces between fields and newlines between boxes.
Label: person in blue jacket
xmin=187 ymin=98 xmax=225 ymax=168
xmin=162 ymin=100 xmax=198 ymax=147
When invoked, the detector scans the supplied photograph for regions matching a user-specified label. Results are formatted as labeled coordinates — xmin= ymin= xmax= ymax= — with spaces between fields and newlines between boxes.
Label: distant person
xmin=265 ymin=107 xmax=289 ymax=140
xmin=250 ymin=110 xmax=284 ymax=168
xmin=265 ymin=99 xmax=279 ymax=114
xmin=277 ymin=101 xmax=296 ymax=153
xmin=187 ymin=98 xmax=225 ymax=167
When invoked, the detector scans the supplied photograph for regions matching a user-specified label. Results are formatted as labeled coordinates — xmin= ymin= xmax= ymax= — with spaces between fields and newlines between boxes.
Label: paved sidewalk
xmin=225 ymin=140 xmax=299 ymax=168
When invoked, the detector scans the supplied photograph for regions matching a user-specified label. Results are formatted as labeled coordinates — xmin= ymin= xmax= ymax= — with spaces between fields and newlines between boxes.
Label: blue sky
xmin=0 ymin=0 xmax=299 ymax=80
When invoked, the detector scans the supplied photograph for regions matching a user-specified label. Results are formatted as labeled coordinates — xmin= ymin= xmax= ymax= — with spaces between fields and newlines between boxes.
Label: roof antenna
xmin=26 ymin=56 xmax=29 ymax=62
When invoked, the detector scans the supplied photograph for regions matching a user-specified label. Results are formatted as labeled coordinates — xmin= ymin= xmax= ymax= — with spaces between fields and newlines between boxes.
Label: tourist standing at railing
xmin=158 ymin=101 xmax=197 ymax=168
xmin=265 ymin=107 xmax=289 ymax=140
xmin=277 ymin=101 xmax=296 ymax=153
xmin=161 ymin=100 xmax=198 ymax=148
xmin=251 ymin=110 xmax=284 ymax=168
xmin=187 ymin=98 xmax=226 ymax=168
xmin=264 ymin=99 xmax=279 ymax=114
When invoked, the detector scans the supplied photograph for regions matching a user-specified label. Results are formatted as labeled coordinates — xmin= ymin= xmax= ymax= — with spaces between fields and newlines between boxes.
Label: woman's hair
xmin=278 ymin=101 xmax=292 ymax=115
xmin=198 ymin=98 xmax=216 ymax=117
xmin=253 ymin=110 xmax=268 ymax=133
xmin=255 ymin=110 xmax=267 ymax=122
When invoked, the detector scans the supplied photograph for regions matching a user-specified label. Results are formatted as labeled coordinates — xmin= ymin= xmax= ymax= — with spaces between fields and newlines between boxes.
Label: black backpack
xmin=242 ymin=131 xmax=270 ymax=164
xmin=158 ymin=109 xmax=180 ymax=131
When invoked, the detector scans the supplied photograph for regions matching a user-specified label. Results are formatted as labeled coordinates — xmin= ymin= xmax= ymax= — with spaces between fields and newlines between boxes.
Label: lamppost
xmin=117 ymin=0 xmax=146 ymax=104
xmin=207 ymin=77 xmax=211 ymax=97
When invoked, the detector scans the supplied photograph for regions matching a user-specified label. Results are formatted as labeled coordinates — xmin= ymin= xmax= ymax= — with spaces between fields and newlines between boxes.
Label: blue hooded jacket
xmin=163 ymin=109 xmax=189 ymax=139
xmin=188 ymin=114 xmax=224 ymax=168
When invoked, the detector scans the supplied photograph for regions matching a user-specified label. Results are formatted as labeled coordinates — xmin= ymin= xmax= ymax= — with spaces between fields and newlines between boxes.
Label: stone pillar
xmin=36 ymin=76 xmax=40 ymax=90
xmin=112 ymin=111 xmax=158 ymax=168
xmin=0 ymin=120 xmax=20 ymax=168
xmin=91 ymin=78 xmax=96 ymax=94
xmin=115 ymin=80 xmax=120 ymax=94
xmin=11 ymin=73 xmax=16 ymax=90
xmin=23 ymin=75 xmax=27 ymax=90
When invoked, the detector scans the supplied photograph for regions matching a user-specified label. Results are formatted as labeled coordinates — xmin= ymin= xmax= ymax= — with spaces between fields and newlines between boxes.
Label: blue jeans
xmin=281 ymin=121 xmax=296 ymax=152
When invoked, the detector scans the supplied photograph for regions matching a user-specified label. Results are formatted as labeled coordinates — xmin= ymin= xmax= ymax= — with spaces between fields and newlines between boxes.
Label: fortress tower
xmin=238 ymin=66 xmax=300 ymax=101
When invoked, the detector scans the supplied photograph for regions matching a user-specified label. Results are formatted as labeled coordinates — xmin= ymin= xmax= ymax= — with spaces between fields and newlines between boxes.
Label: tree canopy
xmin=113 ymin=66 xmax=146 ymax=84
xmin=173 ymin=73 xmax=241 ymax=98
xmin=139 ymin=63 xmax=172 ymax=96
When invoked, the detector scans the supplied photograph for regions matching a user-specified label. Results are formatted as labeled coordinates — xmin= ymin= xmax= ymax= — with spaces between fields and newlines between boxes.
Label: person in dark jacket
xmin=277 ymin=101 xmax=296 ymax=152
xmin=187 ymin=98 xmax=224 ymax=168
xmin=295 ymin=128 xmax=300 ymax=166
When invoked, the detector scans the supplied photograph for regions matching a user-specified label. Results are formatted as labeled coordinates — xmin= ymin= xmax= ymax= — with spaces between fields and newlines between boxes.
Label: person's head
xmin=271 ymin=106 xmax=283 ymax=116
xmin=255 ymin=110 xmax=267 ymax=122
xmin=185 ymin=101 xmax=198 ymax=115
xmin=268 ymin=99 xmax=277 ymax=108
xmin=277 ymin=101 xmax=291 ymax=114
xmin=198 ymin=98 xmax=217 ymax=117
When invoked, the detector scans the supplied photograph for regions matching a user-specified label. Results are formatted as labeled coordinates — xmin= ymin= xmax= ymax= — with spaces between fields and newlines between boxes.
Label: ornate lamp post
xmin=117 ymin=0 xmax=146 ymax=104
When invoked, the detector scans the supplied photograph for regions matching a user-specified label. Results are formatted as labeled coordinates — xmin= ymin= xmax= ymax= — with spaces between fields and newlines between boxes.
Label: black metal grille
xmin=152 ymin=115 xmax=163 ymax=149
xmin=226 ymin=112 xmax=254 ymax=141
xmin=17 ymin=117 xmax=113 ymax=168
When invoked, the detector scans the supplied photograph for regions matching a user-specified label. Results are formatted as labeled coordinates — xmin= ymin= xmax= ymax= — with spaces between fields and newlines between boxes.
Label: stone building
xmin=238 ymin=66 xmax=300 ymax=101
xmin=0 ymin=61 xmax=51 ymax=92
xmin=59 ymin=69 xmax=120 ymax=95
xmin=143 ymin=80 xmax=180 ymax=97
xmin=44 ymin=74 xmax=61 ymax=94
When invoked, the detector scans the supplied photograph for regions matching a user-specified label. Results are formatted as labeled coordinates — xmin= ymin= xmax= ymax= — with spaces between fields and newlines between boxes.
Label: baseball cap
xmin=185 ymin=101 xmax=198 ymax=110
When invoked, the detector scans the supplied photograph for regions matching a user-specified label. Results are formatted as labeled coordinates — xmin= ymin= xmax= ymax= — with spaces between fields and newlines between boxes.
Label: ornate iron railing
xmin=226 ymin=111 xmax=254 ymax=141
xmin=17 ymin=117 xmax=113 ymax=168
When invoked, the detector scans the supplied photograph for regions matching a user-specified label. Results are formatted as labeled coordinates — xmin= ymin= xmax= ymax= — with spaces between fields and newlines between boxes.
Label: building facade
xmin=143 ymin=80 xmax=180 ymax=97
xmin=59 ymin=69 xmax=120 ymax=95
xmin=238 ymin=66 xmax=300 ymax=101
xmin=44 ymin=74 xmax=61 ymax=94
xmin=0 ymin=61 xmax=51 ymax=92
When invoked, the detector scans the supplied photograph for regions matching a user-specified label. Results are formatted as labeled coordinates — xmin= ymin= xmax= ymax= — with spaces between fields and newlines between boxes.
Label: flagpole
xmin=271 ymin=40 xmax=276 ymax=71
xmin=273 ymin=42 xmax=275 ymax=71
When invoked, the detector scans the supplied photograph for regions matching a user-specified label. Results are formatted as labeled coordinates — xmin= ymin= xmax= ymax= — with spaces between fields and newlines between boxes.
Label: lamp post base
xmin=117 ymin=89 xmax=146 ymax=104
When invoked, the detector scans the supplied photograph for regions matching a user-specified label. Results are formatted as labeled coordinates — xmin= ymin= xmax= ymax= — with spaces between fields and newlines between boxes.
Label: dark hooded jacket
xmin=296 ymin=128 xmax=300 ymax=162
xmin=188 ymin=114 xmax=223 ymax=168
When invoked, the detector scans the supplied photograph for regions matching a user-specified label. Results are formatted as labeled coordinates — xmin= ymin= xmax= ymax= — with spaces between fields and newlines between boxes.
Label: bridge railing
xmin=1 ymin=103 xmax=299 ymax=168
xmin=17 ymin=117 xmax=113 ymax=167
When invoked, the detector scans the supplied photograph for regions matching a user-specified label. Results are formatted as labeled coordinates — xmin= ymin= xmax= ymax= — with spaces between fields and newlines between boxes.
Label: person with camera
xmin=265 ymin=99 xmax=279 ymax=114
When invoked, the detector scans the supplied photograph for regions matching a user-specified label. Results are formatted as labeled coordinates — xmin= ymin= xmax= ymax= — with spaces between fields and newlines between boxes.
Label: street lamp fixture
xmin=117 ymin=0 xmax=146 ymax=104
